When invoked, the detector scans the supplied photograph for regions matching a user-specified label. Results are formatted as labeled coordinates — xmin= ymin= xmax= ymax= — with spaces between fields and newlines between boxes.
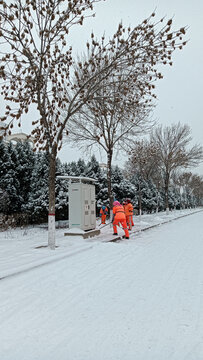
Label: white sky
xmin=3 ymin=0 xmax=203 ymax=174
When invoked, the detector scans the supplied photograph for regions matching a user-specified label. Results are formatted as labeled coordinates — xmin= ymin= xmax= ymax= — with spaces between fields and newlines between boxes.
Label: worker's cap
xmin=113 ymin=201 xmax=120 ymax=206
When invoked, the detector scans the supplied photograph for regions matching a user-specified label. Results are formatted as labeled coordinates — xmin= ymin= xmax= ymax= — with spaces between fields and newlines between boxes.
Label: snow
xmin=66 ymin=227 xmax=85 ymax=234
xmin=0 ymin=208 xmax=203 ymax=359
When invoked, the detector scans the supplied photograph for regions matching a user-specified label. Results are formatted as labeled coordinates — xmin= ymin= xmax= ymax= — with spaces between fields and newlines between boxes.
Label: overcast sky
xmin=57 ymin=0 xmax=203 ymax=174
xmin=5 ymin=0 xmax=203 ymax=175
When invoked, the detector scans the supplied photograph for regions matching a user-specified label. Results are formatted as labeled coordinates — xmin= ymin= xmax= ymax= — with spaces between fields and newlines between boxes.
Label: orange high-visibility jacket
xmin=125 ymin=203 xmax=133 ymax=216
xmin=113 ymin=205 xmax=126 ymax=221
xmin=123 ymin=204 xmax=127 ymax=213
xmin=100 ymin=207 xmax=108 ymax=215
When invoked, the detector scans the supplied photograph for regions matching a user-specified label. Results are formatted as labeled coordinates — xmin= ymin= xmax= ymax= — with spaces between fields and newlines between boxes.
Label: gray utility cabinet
xmin=69 ymin=181 xmax=96 ymax=230
xmin=57 ymin=176 xmax=96 ymax=231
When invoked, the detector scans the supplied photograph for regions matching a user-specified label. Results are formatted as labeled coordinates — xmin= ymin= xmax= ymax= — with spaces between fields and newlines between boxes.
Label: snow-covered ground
xmin=0 ymin=208 xmax=203 ymax=359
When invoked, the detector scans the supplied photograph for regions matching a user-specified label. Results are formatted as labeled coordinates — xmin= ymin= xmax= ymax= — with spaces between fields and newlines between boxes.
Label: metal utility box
xmin=69 ymin=181 xmax=96 ymax=230
xmin=57 ymin=176 xmax=96 ymax=231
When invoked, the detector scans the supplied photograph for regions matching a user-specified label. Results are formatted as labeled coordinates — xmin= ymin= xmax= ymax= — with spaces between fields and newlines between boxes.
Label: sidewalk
xmin=94 ymin=208 xmax=203 ymax=242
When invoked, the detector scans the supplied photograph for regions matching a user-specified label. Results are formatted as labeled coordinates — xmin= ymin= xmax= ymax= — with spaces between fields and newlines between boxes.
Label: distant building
xmin=99 ymin=163 xmax=107 ymax=171
xmin=0 ymin=123 xmax=34 ymax=146
xmin=5 ymin=132 xmax=34 ymax=146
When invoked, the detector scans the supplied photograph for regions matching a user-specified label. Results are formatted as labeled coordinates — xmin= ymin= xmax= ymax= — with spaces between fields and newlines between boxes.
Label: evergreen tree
xmin=15 ymin=141 xmax=35 ymax=211
xmin=85 ymin=155 xmax=108 ymax=212
xmin=26 ymin=152 xmax=49 ymax=223
xmin=130 ymin=173 xmax=144 ymax=215
xmin=68 ymin=161 xmax=77 ymax=176
xmin=141 ymin=179 xmax=157 ymax=213
xmin=55 ymin=158 xmax=69 ymax=220
xmin=0 ymin=188 xmax=10 ymax=213
xmin=85 ymin=155 xmax=100 ymax=178
xmin=76 ymin=159 xmax=86 ymax=176
xmin=111 ymin=165 xmax=124 ymax=201
xmin=122 ymin=180 xmax=137 ymax=203
xmin=0 ymin=141 xmax=9 ymax=192
xmin=0 ymin=142 xmax=11 ymax=212
xmin=3 ymin=142 xmax=22 ymax=213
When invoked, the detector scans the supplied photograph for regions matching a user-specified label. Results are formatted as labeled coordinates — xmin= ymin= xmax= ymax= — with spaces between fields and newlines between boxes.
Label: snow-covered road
xmin=0 ymin=211 xmax=203 ymax=360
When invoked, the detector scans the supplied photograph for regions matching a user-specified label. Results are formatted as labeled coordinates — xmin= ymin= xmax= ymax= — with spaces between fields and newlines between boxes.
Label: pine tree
xmin=3 ymin=142 xmax=22 ymax=213
xmin=15 ymin=141 xmax=35 ymax=211
xmin=111 ymin=166 xmax=136 ymax=202
xmin=0 ymin=141 xmax=11 ymax=213
xmin=27 ymin=152 xmax=49 ymax=223
xmin=141 ymin=179 xmax=157 ymax=213
xmin=76 ymin=159 xmax=87 ymax=177
xmin=55 ymin=158 xmax=69 ymax=220
xmin=0 ymin=140 xmax=9 ymax=189
xmin=85 ymin=155 xmax=108 ymax=212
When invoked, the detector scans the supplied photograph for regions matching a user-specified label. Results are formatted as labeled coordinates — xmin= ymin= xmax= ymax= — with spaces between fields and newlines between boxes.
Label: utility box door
xmin=90 ymin=187 xmax=96 ymax=227
xmin=69 ymin=182 xmax=96 ymax=231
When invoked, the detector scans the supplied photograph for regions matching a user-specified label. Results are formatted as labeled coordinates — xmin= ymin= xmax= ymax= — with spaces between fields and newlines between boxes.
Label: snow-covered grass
xmin=0 ymin=208 xmax=203 ymax=359
xmin=0 ymin=226 xmax=94 ymax=279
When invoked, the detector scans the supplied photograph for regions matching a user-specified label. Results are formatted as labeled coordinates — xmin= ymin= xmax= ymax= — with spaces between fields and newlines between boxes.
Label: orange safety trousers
xmin=126 ymin=215 xmax=134 ymax=230
xmin=113 ymin=205 xmax=129 ymax=238
xmin=113 ymin=218 xmax=129 ymax=238
xmin=100 ymin=207 xmax=108 ymax=224
xmin=125 ymin=203 xmax=134 ymax=230
xmin=101 ymin=214 xmax=107 ymax=224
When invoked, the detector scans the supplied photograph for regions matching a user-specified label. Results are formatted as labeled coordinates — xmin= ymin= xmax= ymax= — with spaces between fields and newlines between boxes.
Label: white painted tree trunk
xmin=48 ymin=215 xmax=55 ymax=249
xmin=166 ymin=207 xmax=169 ymax=215
xmin=48 ymin=149 xmax=57 ymax=250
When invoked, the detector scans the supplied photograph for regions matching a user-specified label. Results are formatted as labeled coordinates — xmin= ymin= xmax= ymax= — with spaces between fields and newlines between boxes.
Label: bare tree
xmin=151 ymin=123 xmax=203 ymax=213
xmin=172 ymin=171 xmax=203 ymax=208
xmin=126 ymin=139 xmax=159 ymax=215
xmin=66 ymin=71 xmax=154 ymax=209
xmin=0 ymin=0 xmax=105 ymax=248
xmin=189 ymin=174 xmax=203 ymax=206
xmin=0 ymin=2 xmax=188 ymax=247
xmin=65 ymin=14 xmax=188 ymax=208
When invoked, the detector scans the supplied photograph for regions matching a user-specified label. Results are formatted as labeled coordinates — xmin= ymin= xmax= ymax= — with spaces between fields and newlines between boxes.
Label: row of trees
xmin=126 ymin=123 xmax=203 ymax=214
xmin=0 ymin=141 xmax=202 ymax=226
xmin=0 ymin=0 xmax=188 ymax=248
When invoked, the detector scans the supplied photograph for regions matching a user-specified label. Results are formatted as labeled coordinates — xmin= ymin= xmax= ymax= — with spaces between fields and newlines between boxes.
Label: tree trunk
xmin=107 ymin=151 xmax=114 ymax=210
xmin=165 ymin=172 xmax=170 ymax=214
xmin=156 ymin=189 xmax=159 ymax=213
xmin=138 ymin=180 xmax=142 ymax=218
xmin=106 ymin=150 xmax=114 ymax=223
xmin=48 ymin=148 xmax=57 ymax=249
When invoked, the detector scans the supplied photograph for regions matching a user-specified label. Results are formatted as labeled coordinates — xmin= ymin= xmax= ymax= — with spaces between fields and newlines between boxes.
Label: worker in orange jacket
xmin=112 ymin=201 xmax=129 ymax=239
xmin=125 ymin=199 xmax=134 ymax=230
xmin=100 ymin=205 xmax=108 ymax=224
xmin=122 ymin=200 xmax=127 ymax=212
